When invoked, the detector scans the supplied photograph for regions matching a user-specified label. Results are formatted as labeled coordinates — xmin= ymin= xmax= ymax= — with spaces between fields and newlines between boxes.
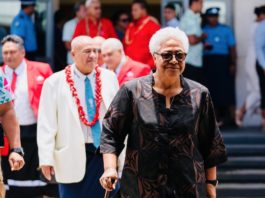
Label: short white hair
xmin=149 ymin=27 xmax=189 ymax=54
xmin=101 ymin=38 xmax=124 ymax=54
xmin=85 ymin=0 xmax=100 ymax=7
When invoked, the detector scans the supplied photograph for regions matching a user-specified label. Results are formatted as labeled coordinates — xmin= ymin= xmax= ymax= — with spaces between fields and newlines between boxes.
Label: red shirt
xmin=123 ymin=15 xmax=160 ymax=69
xmin=117 ymin=57 xmax=151 ymax=87
xmin=72 ymin=17 xmax=118 ymax=39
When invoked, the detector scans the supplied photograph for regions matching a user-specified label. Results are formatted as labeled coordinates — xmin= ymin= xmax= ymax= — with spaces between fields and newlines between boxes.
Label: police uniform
xmin=11 ymin=0 xmax=37 ymax=61
xmin=202 ymin=7 xmax=236 ymax=107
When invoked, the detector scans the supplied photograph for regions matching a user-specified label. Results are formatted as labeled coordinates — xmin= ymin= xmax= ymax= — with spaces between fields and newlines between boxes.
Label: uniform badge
xmin=214 ymin=36 xmax=220 ymax=42
xmin=15 ymin=22 xmax=20 ymax=27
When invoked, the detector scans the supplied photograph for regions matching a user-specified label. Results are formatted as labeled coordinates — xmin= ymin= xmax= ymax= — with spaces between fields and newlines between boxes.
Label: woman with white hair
xmin=98 ymin=27 xmax=227 ymax=198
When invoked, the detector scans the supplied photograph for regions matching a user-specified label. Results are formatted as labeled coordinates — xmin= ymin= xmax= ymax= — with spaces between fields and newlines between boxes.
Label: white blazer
xmin=37 ymin=66 xmax=119 ymax=183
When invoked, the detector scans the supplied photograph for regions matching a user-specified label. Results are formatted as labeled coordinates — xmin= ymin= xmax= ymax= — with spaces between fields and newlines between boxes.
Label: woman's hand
xmin=100 ymin=167 xmax=118 ymax=191
xmin=206 ymin=183 xmax=216 ymax=198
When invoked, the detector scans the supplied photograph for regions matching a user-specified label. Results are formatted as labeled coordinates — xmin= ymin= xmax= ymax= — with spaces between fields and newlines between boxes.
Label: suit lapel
xmin=26 ymin=59 xmax=35 ymax=105
xmin=100 ymin=68 xmax=110 ymax=110
xmin=117 ymin=58 xmax=131 ymax=84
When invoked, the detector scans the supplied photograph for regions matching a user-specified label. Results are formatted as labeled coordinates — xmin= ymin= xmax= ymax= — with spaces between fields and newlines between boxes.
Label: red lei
xmin=65 ymin=65 xmax=102 ymax=127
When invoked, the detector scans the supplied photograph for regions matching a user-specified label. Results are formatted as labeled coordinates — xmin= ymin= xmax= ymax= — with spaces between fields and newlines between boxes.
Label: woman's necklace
xmin=85 ymin=18 xmax=102 ymax=37
xmin=65 ymin=65 xmax=102 ymax=127
xmin=170 ymin=95 xmax=175 ymax=108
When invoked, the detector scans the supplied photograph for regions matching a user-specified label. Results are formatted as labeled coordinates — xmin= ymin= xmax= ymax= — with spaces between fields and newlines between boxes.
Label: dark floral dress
xmin=98 ymin=74 xmax=227 ymax=198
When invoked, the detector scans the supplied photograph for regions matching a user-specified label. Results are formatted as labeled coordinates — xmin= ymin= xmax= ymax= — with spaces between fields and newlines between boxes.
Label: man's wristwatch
xmin=10 ymin=148 xmax=25 ymax=157
xmin=206 ymin=180 xmax=218 ymax=187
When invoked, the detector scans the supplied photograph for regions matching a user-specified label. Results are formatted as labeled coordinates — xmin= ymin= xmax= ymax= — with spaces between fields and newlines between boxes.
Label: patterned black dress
xmin=98 ymin=74 xmax=227 ymax=198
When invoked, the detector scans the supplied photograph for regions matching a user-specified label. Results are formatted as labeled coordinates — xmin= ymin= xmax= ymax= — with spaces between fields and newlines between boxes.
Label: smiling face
xmin=153 ymin=38 xmax=186 ymax=78
xmin=2 ymin=41 xmax=25 ymax=69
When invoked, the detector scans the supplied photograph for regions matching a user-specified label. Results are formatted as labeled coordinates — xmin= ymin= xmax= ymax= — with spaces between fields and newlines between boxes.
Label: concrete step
xmin=222 ymin=133 xmax=265 ymax=144
xmin=218 ymin=157 xmax=265 ymax=169
xmin=218 ymin=169 xmax=265 ymax=183
xmin=217 ymin=183 xmax=265 ymax=197
xmin=226 ymin=144 xmax=265 ymax=156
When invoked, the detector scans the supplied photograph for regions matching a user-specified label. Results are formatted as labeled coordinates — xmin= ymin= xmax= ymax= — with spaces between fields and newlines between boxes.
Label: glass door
xmin=0 ymin=0 xmax=54 ymax=68
xmin=161 ymin=0 xmax=233 ymax=28
xmin=202 ymin=0 xmax=233 ymax=28
xmin=160 ymin=0 xmax=185 ymax=27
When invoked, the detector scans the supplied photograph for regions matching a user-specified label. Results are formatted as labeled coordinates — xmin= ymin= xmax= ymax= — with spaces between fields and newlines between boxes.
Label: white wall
xmin=234 ymin=0 xmax=265 ymax=126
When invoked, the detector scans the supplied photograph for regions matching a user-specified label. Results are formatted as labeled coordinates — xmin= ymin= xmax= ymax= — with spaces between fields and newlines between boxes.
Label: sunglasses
xmin=120 ymin=18 xmax=130 ymax=23
xmin=155 ymin=52 xmax=187 ymax=62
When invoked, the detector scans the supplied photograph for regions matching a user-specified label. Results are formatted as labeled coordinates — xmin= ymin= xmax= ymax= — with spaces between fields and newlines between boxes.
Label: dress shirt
xmin=180 ymin=9 xmax=203 ymax=67
xmin=165 ymin=18 xmax=179 ymax=28
xmin=11 ymin=10 xmax=37 ymax=52
xmin=203 ymin=23 xmax=236 ymax=55
xmin=73 ymin=64 xmax=106 ymax=143
xmin=62 ymin=18 xmax=78 ymax=65
xmin=255 ymin=19 xmax=265 ymax=69
xmin=5 ymin=59 xmax=37 ymax=125
xmin=100 ymin=63 xmax=107 ymax=69
xmin=115 ymin=56 xmax=126 ymax=76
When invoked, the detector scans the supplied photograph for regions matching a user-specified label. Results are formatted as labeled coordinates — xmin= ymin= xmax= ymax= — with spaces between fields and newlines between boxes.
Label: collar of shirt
xmin=19 ymin=9 xmax=30 ymax=20
xmin=75 ymin=17 xmax=79 ymax=24
xmin=73 ymin=64 xmax=96 ymax=83
xmin=6 ymin=58 xmax=26 ymax=78
xmin=88 ymin=17 xmax=100 ymax=26
xmin=186 ymin=8 xmax=199 ymax=19
xmin=100 ymin=63 xmax=107 ymax=69
xmin=133 ymin=15 xmax=149 ymax=27
xmin=166 ymin=18 xmax=179 ymax=27
xmin=115 ymin=55 xmax=126 ymax=76
xmin=204 ymin=23 xmax=220 ymax=29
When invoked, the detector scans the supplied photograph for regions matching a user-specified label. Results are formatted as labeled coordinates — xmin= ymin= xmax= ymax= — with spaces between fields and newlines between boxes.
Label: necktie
xmin=85 ymin=77 xmax=101 ymax=148
xmin=11 ymin=71 xmax=17 ymax=93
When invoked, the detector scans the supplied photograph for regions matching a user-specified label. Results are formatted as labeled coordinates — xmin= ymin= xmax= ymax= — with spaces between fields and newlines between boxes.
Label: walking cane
xmin=104 ymin=191 xmax=110 ymax=198
xmin=104 ymin=178 xmax=115 ymax=198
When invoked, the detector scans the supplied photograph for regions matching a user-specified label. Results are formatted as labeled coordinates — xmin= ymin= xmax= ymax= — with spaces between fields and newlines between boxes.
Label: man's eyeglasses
xmin=154 ymin=52 xmax=187 ymax=62
xmin=120 ymin=18 xmax=130 ymax=23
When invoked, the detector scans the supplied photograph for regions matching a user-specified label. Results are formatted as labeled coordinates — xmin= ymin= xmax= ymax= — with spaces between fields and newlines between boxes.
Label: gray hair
xmin=101 ymin=38 xmax=124 ymax=55
xmin=149 ymin=27 xmax=189 ymax=55
xmin=85 ymin=0 xmax=100 ymax=7
xmin=1 ymin=35 xmax=25 ymax=51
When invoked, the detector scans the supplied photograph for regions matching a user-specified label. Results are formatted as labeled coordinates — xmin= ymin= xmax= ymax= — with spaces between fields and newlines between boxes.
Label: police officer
xmin=202 ymin=7 xmax=237 ymax=127
xmin=11 ymin=0 xmax=37 ymax=61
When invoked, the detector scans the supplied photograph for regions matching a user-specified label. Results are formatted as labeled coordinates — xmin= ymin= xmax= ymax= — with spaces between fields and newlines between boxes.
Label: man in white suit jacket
xmin=37 ymin=36 xmax=119 ymax=198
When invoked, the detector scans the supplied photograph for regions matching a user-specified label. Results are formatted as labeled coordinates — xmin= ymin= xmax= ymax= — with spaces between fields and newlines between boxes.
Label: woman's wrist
xmin=104 ymin=167 xmax=117 ymax=171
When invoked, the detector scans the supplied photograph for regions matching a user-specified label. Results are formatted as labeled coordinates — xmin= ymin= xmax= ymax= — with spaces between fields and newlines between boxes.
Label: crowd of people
xmin=0 ymin=0 xmax=264 ymax=197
